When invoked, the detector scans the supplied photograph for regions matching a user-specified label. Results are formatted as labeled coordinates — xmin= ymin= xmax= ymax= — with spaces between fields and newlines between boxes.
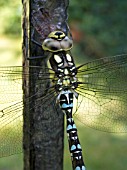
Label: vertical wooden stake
xmin=22 ymin=0 xmax=70 ymax=169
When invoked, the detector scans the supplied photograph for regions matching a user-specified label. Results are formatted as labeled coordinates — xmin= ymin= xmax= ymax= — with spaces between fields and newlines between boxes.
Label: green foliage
xmin=69 ymin=0 xmax=127 ymax=59
xmin=0 ymin=0 xmax=11 ymax=6
xmin=0 ymin=0 xmax=21 ymax=36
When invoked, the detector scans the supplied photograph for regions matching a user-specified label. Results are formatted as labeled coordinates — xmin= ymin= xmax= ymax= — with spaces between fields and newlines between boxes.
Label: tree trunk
xmin=22 ymin=0 xmax=70 ymax=169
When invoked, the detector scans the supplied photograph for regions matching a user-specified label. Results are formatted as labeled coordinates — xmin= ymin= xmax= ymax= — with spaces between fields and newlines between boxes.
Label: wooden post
xmin=22 ymin=0 xmax=70 ymax=169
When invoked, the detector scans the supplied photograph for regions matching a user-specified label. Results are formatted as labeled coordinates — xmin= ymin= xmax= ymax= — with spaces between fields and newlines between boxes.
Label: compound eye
xmin=42 ymin=40 xmax=61 ymax=52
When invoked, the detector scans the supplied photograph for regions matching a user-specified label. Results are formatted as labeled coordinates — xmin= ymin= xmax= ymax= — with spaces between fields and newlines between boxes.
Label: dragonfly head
xmin=42 ymin=31 xmax=73 ymax=52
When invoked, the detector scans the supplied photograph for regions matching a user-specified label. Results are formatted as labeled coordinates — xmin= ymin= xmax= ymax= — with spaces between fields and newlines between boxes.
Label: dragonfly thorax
xmin=55 ymin=74 xmax=78 ymax=93
xmin=49 ymin=51 xmax=77 ymax=78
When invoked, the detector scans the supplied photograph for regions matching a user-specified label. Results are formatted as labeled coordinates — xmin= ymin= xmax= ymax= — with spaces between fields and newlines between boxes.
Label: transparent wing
xmin=0 ymin=66 xmax=55 ymax=104
xmin=75 ymin=54 xmax=127 ymax=132
xmin=0 ymin=66 xmax=58 ymax=157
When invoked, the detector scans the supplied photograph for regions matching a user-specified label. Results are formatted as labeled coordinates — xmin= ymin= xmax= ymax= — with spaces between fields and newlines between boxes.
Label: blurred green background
xmin=0 ymin=0 xmax=127 ymax=170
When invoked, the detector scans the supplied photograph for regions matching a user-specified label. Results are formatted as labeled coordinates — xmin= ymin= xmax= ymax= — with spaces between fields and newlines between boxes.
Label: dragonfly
xmin=1 ymin=31 xmax=127 ymax=170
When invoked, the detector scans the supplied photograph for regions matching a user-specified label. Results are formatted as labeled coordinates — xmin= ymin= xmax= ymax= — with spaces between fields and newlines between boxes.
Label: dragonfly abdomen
xmin=59 ymin=90 xmax=86 ymax=170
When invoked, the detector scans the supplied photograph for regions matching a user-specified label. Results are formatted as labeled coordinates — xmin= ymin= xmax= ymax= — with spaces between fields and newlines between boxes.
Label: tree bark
xmin=22 ymin=0 xmax=70 ymax=169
